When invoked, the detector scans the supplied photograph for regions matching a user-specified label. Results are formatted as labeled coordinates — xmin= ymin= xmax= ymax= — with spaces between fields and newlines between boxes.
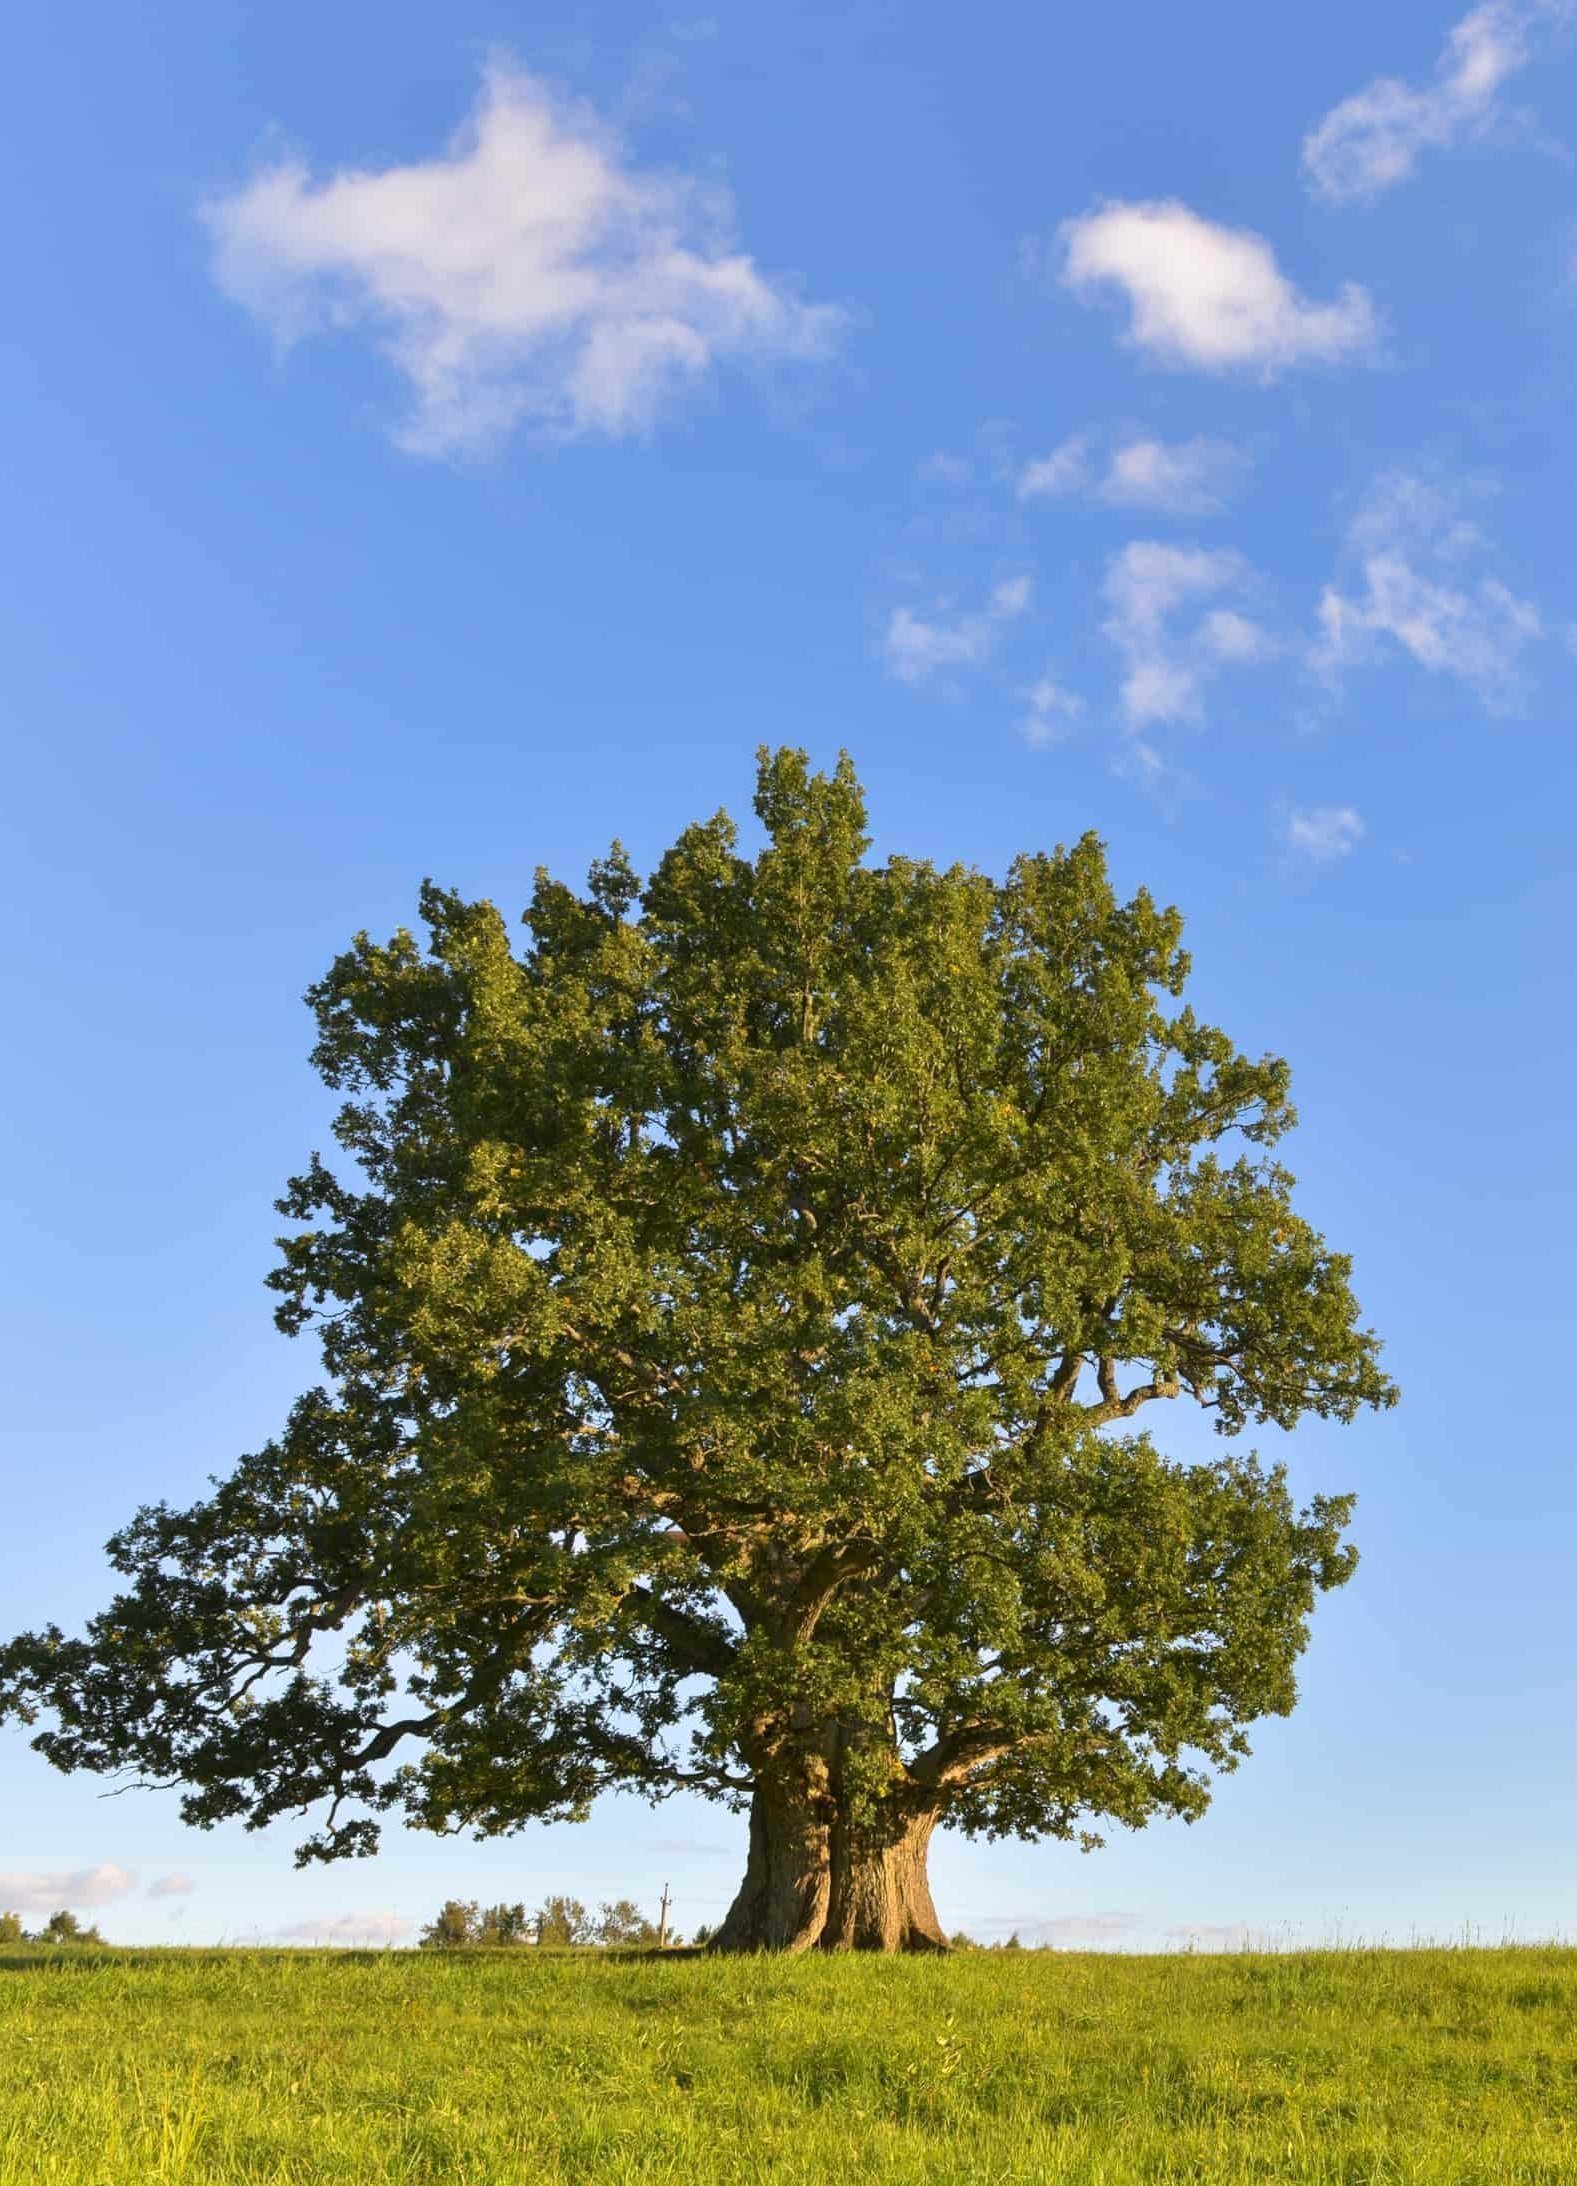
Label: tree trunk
xmin=822 ymin=1808 xmax=947 ymax=1952
xmin=708 ymin=1772 xmax=831 ymax=1953
xmin=711 ymin=1781 xmax=946 ymax=1954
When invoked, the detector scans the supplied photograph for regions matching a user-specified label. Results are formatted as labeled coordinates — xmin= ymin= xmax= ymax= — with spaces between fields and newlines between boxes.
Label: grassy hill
xmin=4 ymin=1942 xmax=1574 ymax=2181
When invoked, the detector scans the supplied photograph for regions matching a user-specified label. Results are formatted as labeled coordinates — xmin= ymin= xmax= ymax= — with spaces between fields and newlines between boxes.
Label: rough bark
xmin=709 ymin=1773 xmax=831 ymax=1954
xmin=711 ymin=1777 xmax=947 ymax=1954
xmin=822 ymin=1808 xmax=947 ymax=1952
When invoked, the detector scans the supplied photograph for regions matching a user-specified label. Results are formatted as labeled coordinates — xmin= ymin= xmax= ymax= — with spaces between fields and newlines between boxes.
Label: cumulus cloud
xmin=1023 ymin=671 xmax=1086 ymax=746
xmin=276 ymin=1912 xmax=409 ymax=1945
xmin=148 ymin=1874 xmax=195 ymax=1900
xmin=1315 ymin=470 xmax=1541 ymax=705
xmin=1099 ymin=436 xmax=1246 ymax=515
xmin=1018 ymin=435 xmax=1093 ymax=499
xmin=1103 ymin=542 xmax=1274 ymax=726
xmin=1200 ymin=606 xmax=1277 ymax=663
xmin=1060 ymin=201 xmax=1375 ymax=375
xmin=0 ymin=1865 xmax=136 ymax=1914
xmin=1286 ymin=806 xmax=1366 ymax=861
xmin=1303 ymin=2 xmax=1563 ymax=203
xmin=202 ymin=58 xmax=843 ymax=454
xmin=918 ymin=451 xmax=973 ymax=485
xmin=883 ymin=574 xmax=1033 ymax=683
xmin=1019 ymin=432 xmax=1245 ymax=514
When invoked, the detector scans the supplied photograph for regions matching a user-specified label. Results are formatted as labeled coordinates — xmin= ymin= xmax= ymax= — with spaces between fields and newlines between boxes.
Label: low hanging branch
xmin=0 ymin=747 xmax=1395 ymax=1952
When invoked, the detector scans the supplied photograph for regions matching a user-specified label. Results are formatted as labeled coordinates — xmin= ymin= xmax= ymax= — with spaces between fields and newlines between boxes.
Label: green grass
xmin=4 ymin=1943 xmax=1577 ymax=2183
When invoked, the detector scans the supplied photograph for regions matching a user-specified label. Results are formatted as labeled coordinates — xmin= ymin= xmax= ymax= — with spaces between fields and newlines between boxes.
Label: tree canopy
xmin=0 ymin=748 xmax=1394 ymax=1950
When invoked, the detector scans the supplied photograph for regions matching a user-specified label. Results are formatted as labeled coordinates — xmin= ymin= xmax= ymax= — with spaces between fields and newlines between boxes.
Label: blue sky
xmin=4 ymin=0 xmax=1576 ymax=1949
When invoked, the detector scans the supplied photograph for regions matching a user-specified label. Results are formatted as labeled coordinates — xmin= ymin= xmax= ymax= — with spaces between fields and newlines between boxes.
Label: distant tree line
xmin=0 ymin=1909 xmax=104 ymax=1946
xmin=418 ymin=1896 xmax=680 ymax=1949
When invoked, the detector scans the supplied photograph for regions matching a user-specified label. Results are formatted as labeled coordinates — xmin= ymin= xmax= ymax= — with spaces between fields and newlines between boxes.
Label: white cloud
xmin=974 ymin=1910 xmax=1142 ymax=1946
xmin=1099 ymin=436 xmax=1245 ymax=515
xmin=1102 ymin=542 xmax=1272 ymax=725
xmin=1037 ymin=1913 xmax=1143 ymax=1947
xmin=203 ymin=58 xmax=843 ymax=454
xmin=1017 ymin=432 xmax=1246 ymax=514
xmin=1315 ymin=470 xmax=1541 ymax=704
xmin=884 ymin=573 xmax=1033 ymax=684
xmin=1060 ymin=201 xmax=1375 ymax=375
xmin=1018 ymin=434 xmax=1092 ymax=499
xmin=918 ymin=451 xmax=973 ymax=485
xmin=0 ymin=1865 xmax=136 ymax=1914
xmin=1303 ymin=2 xmax=1563 ymax=203
xmin=1200 ymin=607 xmax=1277 ymax=663
xmin=276 ymin=1911 xmax=409 ymax=1945
xmin=1164 ymin=1922 xmax=1270 ymax=1951
xmin=1023 ymin=671 xmax=1086 ymax=745
xmin=148 ymin=1874 xmax=195 ymax=1900
xmin=1119 ymin=738 xmax=1167 ymax=786
xmin=1286 ymin=805 xmax=1366 ymax=861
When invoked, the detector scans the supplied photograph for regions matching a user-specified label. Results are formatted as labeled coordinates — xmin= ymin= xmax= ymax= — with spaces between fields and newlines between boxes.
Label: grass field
xmin=4 ymin=1942 xmax=1576 ymax=2183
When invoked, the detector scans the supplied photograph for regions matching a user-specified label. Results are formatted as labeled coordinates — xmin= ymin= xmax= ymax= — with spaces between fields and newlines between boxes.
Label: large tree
xmin=0 ymin=751 xmax=1394 ymax=1951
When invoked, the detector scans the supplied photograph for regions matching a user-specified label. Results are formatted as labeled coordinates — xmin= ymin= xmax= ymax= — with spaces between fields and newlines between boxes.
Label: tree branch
xmin=623 ymin=1585 xmax=738 ymax=1678
xmin=789 ymin=1539 xmax=881 ymax=1637
xmin=1081 ymin=1371 xmax=1182 ymax=1423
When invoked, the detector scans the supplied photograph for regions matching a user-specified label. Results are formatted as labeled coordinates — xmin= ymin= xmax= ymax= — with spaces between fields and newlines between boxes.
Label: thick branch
xmin=789 ymin=1540 xmax=881 ymax=1637
xmin=1081 ymin=1371 xmax=1182 ymax=1423
xmin=623 ymin=1585 xmax=738 ymax=1678
xmin=908 ymin=1723 xmax=1017 ymax=1790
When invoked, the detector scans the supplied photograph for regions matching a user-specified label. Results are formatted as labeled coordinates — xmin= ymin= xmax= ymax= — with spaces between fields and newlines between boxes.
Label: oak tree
xmin=0 ymin=750 xmax=1394 ymax=1951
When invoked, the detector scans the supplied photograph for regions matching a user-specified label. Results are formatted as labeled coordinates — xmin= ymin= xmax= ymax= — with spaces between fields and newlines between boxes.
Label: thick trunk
xmin=822 ymin=1808 xmax=947 ymax=1953
xmin=711 ymin=1780 xmax=946 ymax=1954
xmin=708 ymin=1773 xmax=831 ymax=1954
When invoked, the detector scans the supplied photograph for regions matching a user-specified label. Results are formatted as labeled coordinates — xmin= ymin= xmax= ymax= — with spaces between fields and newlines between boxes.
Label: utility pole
xmin=657 ymin=1882 xmax=671 ymax=1950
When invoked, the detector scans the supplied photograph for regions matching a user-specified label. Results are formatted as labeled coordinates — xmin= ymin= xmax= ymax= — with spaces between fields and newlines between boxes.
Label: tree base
xmin=710 ymin=1790 xmax=946 ymax=1954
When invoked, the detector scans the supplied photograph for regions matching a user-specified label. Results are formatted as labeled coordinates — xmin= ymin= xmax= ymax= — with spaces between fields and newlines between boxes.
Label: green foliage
xmin=38 ymin=1911 xmax=101 ymax=1946
xmin=533 ymin=1895 xmax=593 ymax=1948
xmin=418 ymin=1900 xmax=535 ymax=1948
xmin=416 ymin=1899 xmax=476 ymax=1950
xmin=1 ymin=1946 xmax=1573 ymax=2182
xmin=476 ymin=1901 xmax=532 ymax=1947
xmin=0 ymin=749 xmax=1394 ymax=1877
xmin=594 ymin=1897 xmax=660 ymax=1947
xmin=0 ymin=1909 xmax=105 ymax=1947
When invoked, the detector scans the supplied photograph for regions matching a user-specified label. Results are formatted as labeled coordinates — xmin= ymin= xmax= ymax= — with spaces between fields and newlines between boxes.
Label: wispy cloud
xmin=1023 ymin=671 xmax=1086 ymax=745
xmin=1164 ymin=1922 xmax=1269 ymax=1951
xmin=203 ymin=58 xmax=843 ymax=454
xmin=1018 ymin=432 xmax=1245 ymax=515
xmin=1315 ymin=470 xmax=1541 ymax=705
xmin=1018 ymin=434 xmax=1092 ymax=499
xmin=148 ymin=1874 xmax=195 ymax=1900
xmin=276 ymin=1911 xmax=409 ymax=1945
xmin=1103 ymin=542 xmax=1274 ymax=726
xmin=1060 ymin=201 xmax=1375 ymax=375
xmin=1303 ymin=2 xmax=1564 ymax=203
xmin=883 ymin=574 xmax=1033 ymax=684
xmin=0 ymin=1865 xmax=136 ymax=1914
xmin=1038 ymin=1912 xmax=1144 ymax=1947
xmin=1286 ymin=805 xmax=1366 ymax=861
xmin=918 ymin=451 xmax=973 ymax=485
xmin=973 ymin=1910 xmax=1143 ymax=1946
xmin=1099 ymin=436 xmax=1246 ymax=515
